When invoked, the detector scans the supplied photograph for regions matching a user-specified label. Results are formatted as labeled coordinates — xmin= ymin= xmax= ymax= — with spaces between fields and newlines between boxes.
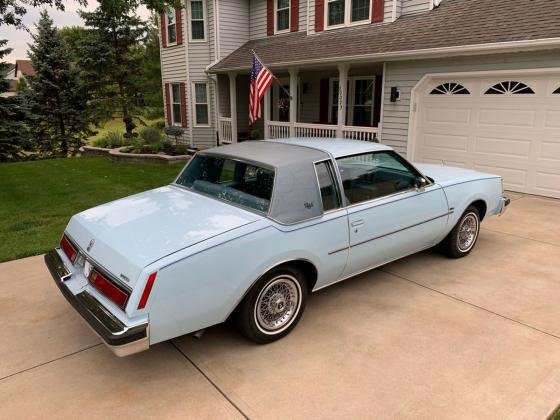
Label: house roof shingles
xmin=15 ymin=59 xmax=35 ymax=77
xmin=210 ymin=0 xmax=560 ymax=72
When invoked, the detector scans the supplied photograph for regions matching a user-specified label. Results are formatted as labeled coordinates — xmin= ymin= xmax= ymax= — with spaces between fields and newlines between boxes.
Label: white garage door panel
xmin=414 ymin=72 xmax=560 ymax=199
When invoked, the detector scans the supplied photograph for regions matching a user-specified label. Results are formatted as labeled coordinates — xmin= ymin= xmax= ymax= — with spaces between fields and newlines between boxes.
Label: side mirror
xmin=415 ymin=177 xmax=428 ymax=189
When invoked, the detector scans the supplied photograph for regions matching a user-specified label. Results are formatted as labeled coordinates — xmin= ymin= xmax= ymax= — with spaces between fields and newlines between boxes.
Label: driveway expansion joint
xmin=0 ymin=343 xmax=103 ymax=383
xmin=481 ymin=227 xmax=560 ymax=248
xmin=381 ymin=268 xmax=560 ymax=343
xmin=170 ymin=341 xmax=250 ymax=419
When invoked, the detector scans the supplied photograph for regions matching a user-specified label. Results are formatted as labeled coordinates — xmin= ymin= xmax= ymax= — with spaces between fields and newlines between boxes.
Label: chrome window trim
xmin=313 ymin=158 xmax=343 ymax=212
xmin=334 ymin=150 xmax=434 ymax=210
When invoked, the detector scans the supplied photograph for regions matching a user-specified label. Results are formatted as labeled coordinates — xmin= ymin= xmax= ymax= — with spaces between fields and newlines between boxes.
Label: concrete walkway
xmin=0 ymin=194 xmax=559 ymax=419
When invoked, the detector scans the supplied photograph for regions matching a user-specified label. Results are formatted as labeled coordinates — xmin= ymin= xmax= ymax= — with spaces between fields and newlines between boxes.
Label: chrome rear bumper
xmin=45 ymin=249 xmax=149 ymax=356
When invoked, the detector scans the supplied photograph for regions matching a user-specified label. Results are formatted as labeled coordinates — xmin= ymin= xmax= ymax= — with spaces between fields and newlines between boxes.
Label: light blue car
xmin=45 ymin=138 xmax=509 ymax=356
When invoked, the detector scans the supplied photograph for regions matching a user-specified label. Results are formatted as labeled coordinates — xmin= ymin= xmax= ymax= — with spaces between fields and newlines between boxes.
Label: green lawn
xmin=0 ymin=157 xmax=181 ymax=263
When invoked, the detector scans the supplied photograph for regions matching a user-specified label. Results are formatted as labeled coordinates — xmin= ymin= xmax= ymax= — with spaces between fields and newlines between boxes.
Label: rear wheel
xmin=441 ymin=206 xmax=481 ymax=258
xmin=237 ymin=266 xmax=307 ymax=344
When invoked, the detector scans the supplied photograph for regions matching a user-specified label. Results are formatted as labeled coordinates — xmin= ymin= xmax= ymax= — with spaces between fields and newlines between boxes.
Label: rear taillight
xmin=60 ymin=235 xmax=77 ymax=263
xmin=137 ymin=272 xmax=157 ymax=310
xmin=89 ymin=270 xmax=129 ymax=309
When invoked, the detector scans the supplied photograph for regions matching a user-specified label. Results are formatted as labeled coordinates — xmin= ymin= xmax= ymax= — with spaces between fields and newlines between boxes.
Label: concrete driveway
xmin=1 ymin=193 xmax=559 ymax=419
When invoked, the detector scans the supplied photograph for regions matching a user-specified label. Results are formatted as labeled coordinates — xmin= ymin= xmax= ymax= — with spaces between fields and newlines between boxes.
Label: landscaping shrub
xmin=140 ymin=126 xmax=162 ymax=144
xmin=175 ymin=144 xmax=188 ymax=155
xmin=150 ymin=119 xmax=166 ymax=129
xmin=94 ymin=131 xmax=125 ymax=148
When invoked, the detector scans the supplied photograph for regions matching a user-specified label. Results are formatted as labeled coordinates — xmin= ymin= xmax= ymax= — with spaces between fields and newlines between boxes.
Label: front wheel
xmin=237 ymin=266 xmax=308 ymax=344
xmin=440 ymin=206 xmax=481 ymax=258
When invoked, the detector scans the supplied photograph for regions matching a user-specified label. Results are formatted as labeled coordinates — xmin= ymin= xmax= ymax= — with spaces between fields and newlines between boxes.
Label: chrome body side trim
xmin=350 ymin=211 xmax=453 ymax=249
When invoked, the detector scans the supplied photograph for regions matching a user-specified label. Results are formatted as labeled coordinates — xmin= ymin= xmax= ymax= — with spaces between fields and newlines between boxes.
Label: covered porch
xmin=217 ymin=62 xmax=384 ymax=144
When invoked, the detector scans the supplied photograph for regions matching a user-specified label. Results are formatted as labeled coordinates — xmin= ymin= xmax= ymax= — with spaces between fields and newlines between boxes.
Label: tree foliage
xmin=79 ymin=0 xmax=148 ymax=132
xmin=0 ymin=0 xmax=167 ymax=28
xmin=25 ymin=11 xmax=94 ymax=156
xmin=0 ymin=39 xmax=30 ymax=161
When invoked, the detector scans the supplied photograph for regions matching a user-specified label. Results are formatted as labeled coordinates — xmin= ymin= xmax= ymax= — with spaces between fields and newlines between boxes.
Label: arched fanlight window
xmin=430 ymin=82 xmax=470 ymax=95
xmin=485 ymin=81 xmax=535 ymax=95
xmin=553 ymin=87 xmax=560 ymax=94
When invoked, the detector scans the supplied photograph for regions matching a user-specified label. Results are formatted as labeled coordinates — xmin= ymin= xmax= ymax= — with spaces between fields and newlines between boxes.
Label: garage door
xmin=413 ymin=72 xmax=560 ymax=198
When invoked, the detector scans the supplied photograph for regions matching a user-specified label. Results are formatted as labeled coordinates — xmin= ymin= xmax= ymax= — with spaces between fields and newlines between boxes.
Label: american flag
xmin=249 ymin=52 xmax=273 ymax=125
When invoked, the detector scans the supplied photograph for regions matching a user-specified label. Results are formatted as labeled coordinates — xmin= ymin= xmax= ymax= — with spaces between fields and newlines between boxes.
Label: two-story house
xmin=159 ymin=0 xmax=560 ymax=198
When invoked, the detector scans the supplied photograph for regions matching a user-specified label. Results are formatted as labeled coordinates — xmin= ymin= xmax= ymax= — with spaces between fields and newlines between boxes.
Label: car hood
xmin=66 ymin=185 xmax=262 ymax=286
xmin=415 ymin=163 xmax=499 ymax=186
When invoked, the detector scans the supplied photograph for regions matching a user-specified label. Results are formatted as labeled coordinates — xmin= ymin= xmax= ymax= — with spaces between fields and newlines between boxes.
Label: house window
xmin=430 ymin=82 xmax=470 ymax=95
xmin=189 ymin=0 xmax=205 ymax=41
xmin=485 ymin=81 xmax=534 ymax=95
xmin=194 ymin=83 xmax=209 ymax=125
xmin=167 ymin=9 xmax=177 ymax=44
xmin=276 ymin=0 xmax=290 ymax=32
xmin=327 ymin=0 xmax=370 ymax=27
xmin=171 ymin=83 xmax=182 ymax=125
xmin=329 ymin=77 xmax=375 ymax=126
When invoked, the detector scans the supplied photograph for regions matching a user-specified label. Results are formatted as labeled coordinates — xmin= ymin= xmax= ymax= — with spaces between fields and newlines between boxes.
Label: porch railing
xmin=342 ymin=125 xmax=378 ymax=142
xmin=267 ymin=121 xmax=291 ymax=139
xmin=219 ymin=117 xmax=233 ymax=144
xmin=294 ymin=123 xmax=337 ymax=138
xmin=267 ymin=121 xmax=379 ymax=141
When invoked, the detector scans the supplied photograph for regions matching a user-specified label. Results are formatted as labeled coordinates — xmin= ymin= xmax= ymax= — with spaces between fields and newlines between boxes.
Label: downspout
xmin=306 ymin=0 xmax=310 ymax=35
xmin=378 ymin=62 xmax=387 ymax=142
xmin=182 ymin=7 xmax=194 ymax=147
xmin=206 ymin=0 xmax=221 ymax=146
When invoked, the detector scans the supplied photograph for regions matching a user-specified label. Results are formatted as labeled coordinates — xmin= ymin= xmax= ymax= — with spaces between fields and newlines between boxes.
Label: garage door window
xmin=485 ymin=81 xmax=534 ymax=95
xmin=553 ymin=87 xmax=560 ymax=94
xmin=430 ymin=82 xmax=470 ymax=95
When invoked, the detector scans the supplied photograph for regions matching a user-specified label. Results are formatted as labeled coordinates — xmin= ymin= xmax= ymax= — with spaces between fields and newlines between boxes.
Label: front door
xmin=336 ymin=151 xmax=449 ymax=277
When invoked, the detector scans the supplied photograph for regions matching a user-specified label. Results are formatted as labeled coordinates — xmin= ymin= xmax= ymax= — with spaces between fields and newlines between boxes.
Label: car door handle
xmin=351 ymin=220 xmax=364 ymax=227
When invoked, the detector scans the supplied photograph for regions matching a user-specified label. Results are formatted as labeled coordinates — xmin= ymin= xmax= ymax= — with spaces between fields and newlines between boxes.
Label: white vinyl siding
xmin=218 ymin=1 xmax=249 ymax=58
xmin=381 ymin=50 xmax=560 ymax=155
xmin=250 ymin=0 xmax=267 ymax=39
xmin=401 ymin=0 xmax=430 ymax=15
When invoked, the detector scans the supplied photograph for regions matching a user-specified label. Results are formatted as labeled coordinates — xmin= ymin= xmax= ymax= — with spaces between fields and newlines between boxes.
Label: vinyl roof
xmin=267 ymin=138 xmax=392 ymax=158
xmin=210 ymin=0 xmax=560 ymax=72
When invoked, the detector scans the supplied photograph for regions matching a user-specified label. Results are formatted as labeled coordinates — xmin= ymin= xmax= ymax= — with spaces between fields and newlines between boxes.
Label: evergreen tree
xmin=0 ymin=39 xmax=29 ymax=161
xmin=80 ymin=0 xmax=148 ymax=134
xmin=26 ymin=10 xmax=93 ymax=156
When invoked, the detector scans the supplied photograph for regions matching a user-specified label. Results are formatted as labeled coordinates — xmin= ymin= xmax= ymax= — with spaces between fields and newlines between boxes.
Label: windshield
xmin=175 ymin=154 xmax=275 ymax=213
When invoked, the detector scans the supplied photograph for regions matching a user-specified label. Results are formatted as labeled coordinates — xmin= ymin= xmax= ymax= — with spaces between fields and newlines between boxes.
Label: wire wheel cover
xmin=457 ymin=213 xmax=479 ymax=251
xmin=255 ymin=276 xmax=300 ymax=332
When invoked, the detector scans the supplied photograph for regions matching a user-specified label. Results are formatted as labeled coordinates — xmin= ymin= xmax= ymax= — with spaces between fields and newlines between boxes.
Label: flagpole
xmin=251 ymin=49 xmax=292 ymax=100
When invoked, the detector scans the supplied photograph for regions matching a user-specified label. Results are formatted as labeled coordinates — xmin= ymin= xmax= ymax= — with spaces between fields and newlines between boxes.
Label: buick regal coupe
xmin=45 ymin=138 xmax=509 ymax=356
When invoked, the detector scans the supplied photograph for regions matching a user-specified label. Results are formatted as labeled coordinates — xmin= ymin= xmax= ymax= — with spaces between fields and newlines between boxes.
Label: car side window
xmin=336 ymin=152 xmax=419 ymax=205
xmin=314 ymin=161 xmax=340 ymax=211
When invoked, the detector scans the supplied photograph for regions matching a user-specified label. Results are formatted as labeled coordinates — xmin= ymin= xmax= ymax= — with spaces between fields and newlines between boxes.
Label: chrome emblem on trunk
xmin=87 ymin=239 xmax=95 ymax=252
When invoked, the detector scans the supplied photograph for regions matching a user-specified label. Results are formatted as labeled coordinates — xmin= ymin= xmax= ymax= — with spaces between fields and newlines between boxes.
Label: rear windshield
xmin=175 ymin=154 xmax=275 ymax=213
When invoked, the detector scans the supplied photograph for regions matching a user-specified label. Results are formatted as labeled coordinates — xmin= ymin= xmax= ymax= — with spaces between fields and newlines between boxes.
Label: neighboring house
xmin=1 ymin=59 xmax=35 ymax=97
xmin=159 ymin=0 xmax=560 ymax=198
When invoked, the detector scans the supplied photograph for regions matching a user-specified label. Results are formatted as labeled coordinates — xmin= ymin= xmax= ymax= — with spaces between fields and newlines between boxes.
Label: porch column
xmin=228 ymin=72 xmax=238 ymax=143
xmin=337 ymin=64 xmax=349 ymax=138
xmin=264 ymin=87 xmax=271 ymax=139
xmin=289 ymin=68 xmax=298 ymax=137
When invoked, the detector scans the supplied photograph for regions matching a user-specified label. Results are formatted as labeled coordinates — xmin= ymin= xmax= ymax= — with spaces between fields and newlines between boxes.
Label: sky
xmin=0 ymin=0 xmax=150 ymax=63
